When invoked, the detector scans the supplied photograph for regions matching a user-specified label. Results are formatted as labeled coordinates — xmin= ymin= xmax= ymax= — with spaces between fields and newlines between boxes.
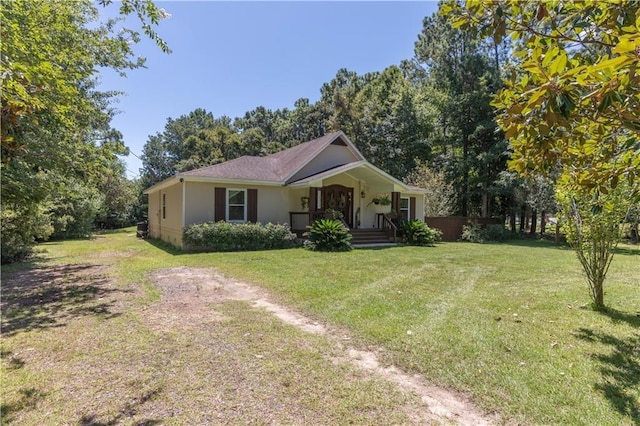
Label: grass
xmin=2 ymin=227 xmax=639 ymax=424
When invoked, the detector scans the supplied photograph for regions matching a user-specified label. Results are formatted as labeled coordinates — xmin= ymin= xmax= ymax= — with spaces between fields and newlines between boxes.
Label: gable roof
xmin=178 ymin=130 xmax=363 ymax=183
xmin=143 ymin=131 xmax=426 ymax=194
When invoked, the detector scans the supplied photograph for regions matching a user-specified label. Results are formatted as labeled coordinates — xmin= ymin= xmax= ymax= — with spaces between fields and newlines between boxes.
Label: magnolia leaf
xmin=612 ymin=38 xmax=636 ymax=54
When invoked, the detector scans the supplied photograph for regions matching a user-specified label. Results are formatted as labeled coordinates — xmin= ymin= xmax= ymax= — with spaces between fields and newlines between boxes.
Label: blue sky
xmin=98 ymin=1 xmax=439 ymax=178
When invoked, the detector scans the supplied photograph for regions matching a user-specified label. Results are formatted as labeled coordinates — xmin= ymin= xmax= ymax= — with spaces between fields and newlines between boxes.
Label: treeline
xmin=141 ymin=10 xmax=549 ymax=222
xmin=1 ymin=0 xmax=168 ymax=263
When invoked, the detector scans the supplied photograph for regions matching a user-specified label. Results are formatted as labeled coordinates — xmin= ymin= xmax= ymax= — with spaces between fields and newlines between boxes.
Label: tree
xmin=448 ymin=0 xmax=640 ymax=309
xmin=352 ymin=66 xmax=428 ymax=178
xmin=405 ymin=161 xmax=457 ymax=217
xmin=447 ymin=0 xmax=639 ymax=194
xmin=1 ymin=0 xmax=168 ymax=263
xmin=557 ymin=184 xmax=634 ymax=309
xmin=415 ymin=8 xmax=508 ymax=216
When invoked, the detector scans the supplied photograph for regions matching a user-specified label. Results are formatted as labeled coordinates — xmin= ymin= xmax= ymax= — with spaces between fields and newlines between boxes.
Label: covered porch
xmin=286 ymin=161 xmax=424 ymax=240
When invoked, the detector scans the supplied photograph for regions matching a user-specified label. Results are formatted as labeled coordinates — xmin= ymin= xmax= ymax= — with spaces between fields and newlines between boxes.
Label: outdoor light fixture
xmin=361 ymin=191 xmax=366 ymax=198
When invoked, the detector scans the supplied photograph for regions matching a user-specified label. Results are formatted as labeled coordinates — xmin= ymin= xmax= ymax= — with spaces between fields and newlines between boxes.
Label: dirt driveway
xmin=147 ymin=267 xmax=493 ymax=425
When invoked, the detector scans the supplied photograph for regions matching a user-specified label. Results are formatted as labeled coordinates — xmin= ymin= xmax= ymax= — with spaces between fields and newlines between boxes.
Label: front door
xmin=322 ymin=185 xmax=354 ymax=228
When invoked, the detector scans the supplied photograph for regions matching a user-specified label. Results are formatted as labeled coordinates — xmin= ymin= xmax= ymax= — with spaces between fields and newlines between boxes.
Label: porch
xmin=289 ymin=210 xmax=399 ymax=244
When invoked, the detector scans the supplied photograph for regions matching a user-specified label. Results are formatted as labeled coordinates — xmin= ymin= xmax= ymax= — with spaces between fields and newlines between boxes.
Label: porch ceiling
xmin=288 ymin=161 xmax=408 ymax=191
xmin=344 ymin=165 xmax=398 ymax=188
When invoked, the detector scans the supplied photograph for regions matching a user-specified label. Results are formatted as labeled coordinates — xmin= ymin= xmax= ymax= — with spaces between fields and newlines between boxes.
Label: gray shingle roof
xmin=178 ymin=131 xmax=346 ymax=182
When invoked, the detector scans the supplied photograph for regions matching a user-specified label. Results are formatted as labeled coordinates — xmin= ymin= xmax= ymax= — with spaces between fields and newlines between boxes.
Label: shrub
xmin=484 ymin=224 xmax=507 ymax=241
xmin=1 ymin=206 xmax=54 ymax=264
xmin=461 ymin=221 xmax=486 ymax=243
xmin=304 ymin=219 xmax=352 ymax=252
xmin=401 ymin=220 xmax=442 ymax=246
xmin=183 ymin=222 xmax=298 ymax=252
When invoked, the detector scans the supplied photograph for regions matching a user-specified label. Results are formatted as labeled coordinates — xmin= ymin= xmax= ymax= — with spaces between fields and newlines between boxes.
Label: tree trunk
xmin=519 ymin=205 xmax=526 ymax=233
xmin=593 ymin=279 xmax=605 ymax=310
xmin=530 ymin=209 xmax=537 ymax=235
xmin=540 ymin=211 xmax=546 ymax=234
xmin=510 ymin=209 xmax=516 ymax=233
xmin=461 ymin=133 xmax=469 ymax=217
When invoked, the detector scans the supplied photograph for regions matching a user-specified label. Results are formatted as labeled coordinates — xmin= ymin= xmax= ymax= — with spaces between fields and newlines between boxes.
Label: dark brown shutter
xmin=215 ymin=187 xmax=226 ymax=222
xmin=391 ymin=192 xmax=401 ymax=214
xmin=410 ymin=197 xmax=416 ymax=220
xmin=247 ymin=189 xmax=258 ymax=223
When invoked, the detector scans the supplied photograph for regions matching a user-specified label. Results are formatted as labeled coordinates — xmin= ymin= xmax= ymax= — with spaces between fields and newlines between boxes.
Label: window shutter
xmin=391 ymin=192 xmax=401 ymax=214
xmin=410 ymin=197 xmax=416 ymax=220
xmin=308 ymin=187 xmax=317 ymax=212
xmin=247 ymin=189 xmax=258 ymax=223
xmin=215 ymin=187 xmax=226 ymax=222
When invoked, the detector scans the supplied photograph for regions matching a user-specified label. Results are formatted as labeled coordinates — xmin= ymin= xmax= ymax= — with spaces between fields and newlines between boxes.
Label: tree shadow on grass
xmin=78 ymin=387 xmax=163 ymax=426
xmin=612 ymin=245 xmax=640 ymax=256
xmin=0 ymin=388 xmax=46 ymax=424
xmin=574 ymin=319 xmax=640 ymax=425
xmin=0 ymin=263 xmax=131 ymax=337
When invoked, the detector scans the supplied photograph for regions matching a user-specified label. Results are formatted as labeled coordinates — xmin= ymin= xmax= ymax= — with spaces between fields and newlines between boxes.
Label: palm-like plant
xmin=304 ymin=219 xmax=352 ymax=252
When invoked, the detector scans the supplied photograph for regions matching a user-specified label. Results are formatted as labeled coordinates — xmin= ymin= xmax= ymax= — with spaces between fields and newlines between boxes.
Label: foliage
xmin=557 ymin=184 xmax=634 ymax=310
xmin=400 ymin=220 xmax=442 ymax=246
xmin=349 ymin=66 xmax=429 ymax=178
xmin=484 ymin=224 xmax=507 ymax=241
xmin=371 ymin=194 xmax=392 ymax=206
xmin=405 ymin=161 xmax=457 ymax=217
xmin=415 ymin=8 xmax=509 ymax=216
xmin=49 ymin=179 xmax=103 ymax=239
xmin=303 ymin=219 xmax=352 ymax=252
xmin=461 ymin=221 xmax=510 ymax=243
xmin=447 ymin=0 xmax=640 ymax=195
xmin=0 ymin=0 xmax=167 ymax=263
xmin=0 ymin=204 xmax=53 ymax=264
xmin=183 ymin=221 xmax=298 ymax=252
xmin=461 ymin=221 xmax=486 ymax=243
xmin=323 ymin=209 xmax=345 ymax=220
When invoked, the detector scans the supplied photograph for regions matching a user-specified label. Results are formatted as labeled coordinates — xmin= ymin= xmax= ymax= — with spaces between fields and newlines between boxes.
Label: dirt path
xmin=148 ymin=267 xmax=495 ymax=425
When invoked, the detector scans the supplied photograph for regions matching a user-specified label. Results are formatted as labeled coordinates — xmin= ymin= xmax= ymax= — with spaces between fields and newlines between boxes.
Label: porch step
xmin=349 ymin=229 xmax=395 ymax=245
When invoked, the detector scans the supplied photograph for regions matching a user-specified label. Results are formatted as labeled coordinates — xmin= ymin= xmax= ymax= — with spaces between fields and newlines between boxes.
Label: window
xmin=400 ymin=197 xmax=410 ymax=220
xmin=162 ymin=193 xmax=166 ymax=220
xmin=227 ymin=189 xmax=246 ymax=222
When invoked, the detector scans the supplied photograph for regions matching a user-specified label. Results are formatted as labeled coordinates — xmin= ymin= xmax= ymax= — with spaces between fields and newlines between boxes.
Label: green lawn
xmin=2 ymin=228 xmax=639 ymax=424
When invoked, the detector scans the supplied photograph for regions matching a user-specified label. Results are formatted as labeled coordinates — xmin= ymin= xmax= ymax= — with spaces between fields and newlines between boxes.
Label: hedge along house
xmin=144 ymin=131 xmax=426 ymax=248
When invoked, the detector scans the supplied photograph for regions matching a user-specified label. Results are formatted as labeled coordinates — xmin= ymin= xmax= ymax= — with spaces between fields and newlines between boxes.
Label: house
xmin=144 ymin=131 xmax=426 ymax=248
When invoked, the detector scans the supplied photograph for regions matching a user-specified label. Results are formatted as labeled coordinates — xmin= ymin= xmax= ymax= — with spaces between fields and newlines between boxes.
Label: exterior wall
xmin=289 ymin=145 xmax=359 ymax=183
xmin=255 ymin=186 xmax=291 ymax=224
xmin=360 ymin=184 xmax=395 ymax=229
xmin=148 ymin=182 xmax=184 ymax=248
xmin=148 ymin=190 xmax=161 ymax=238
xmin=288 ymin=187 xmax=311 ymax=231
xmin=185 ymin=182 xmax=215 ymax=225
xmin=184 ymin=182 xmax=292 ymax=226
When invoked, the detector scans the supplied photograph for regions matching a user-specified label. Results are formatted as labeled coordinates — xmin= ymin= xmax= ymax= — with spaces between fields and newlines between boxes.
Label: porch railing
xmin=289 ymin=211 xmax=325 ymax=232
xmin=381 ymin=214 xmax=398 ymax=241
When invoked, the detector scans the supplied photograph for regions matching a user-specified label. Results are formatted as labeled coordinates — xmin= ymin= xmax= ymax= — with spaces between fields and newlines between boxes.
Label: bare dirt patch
xmin=147 ymin=267 xmax=495 ymax=425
